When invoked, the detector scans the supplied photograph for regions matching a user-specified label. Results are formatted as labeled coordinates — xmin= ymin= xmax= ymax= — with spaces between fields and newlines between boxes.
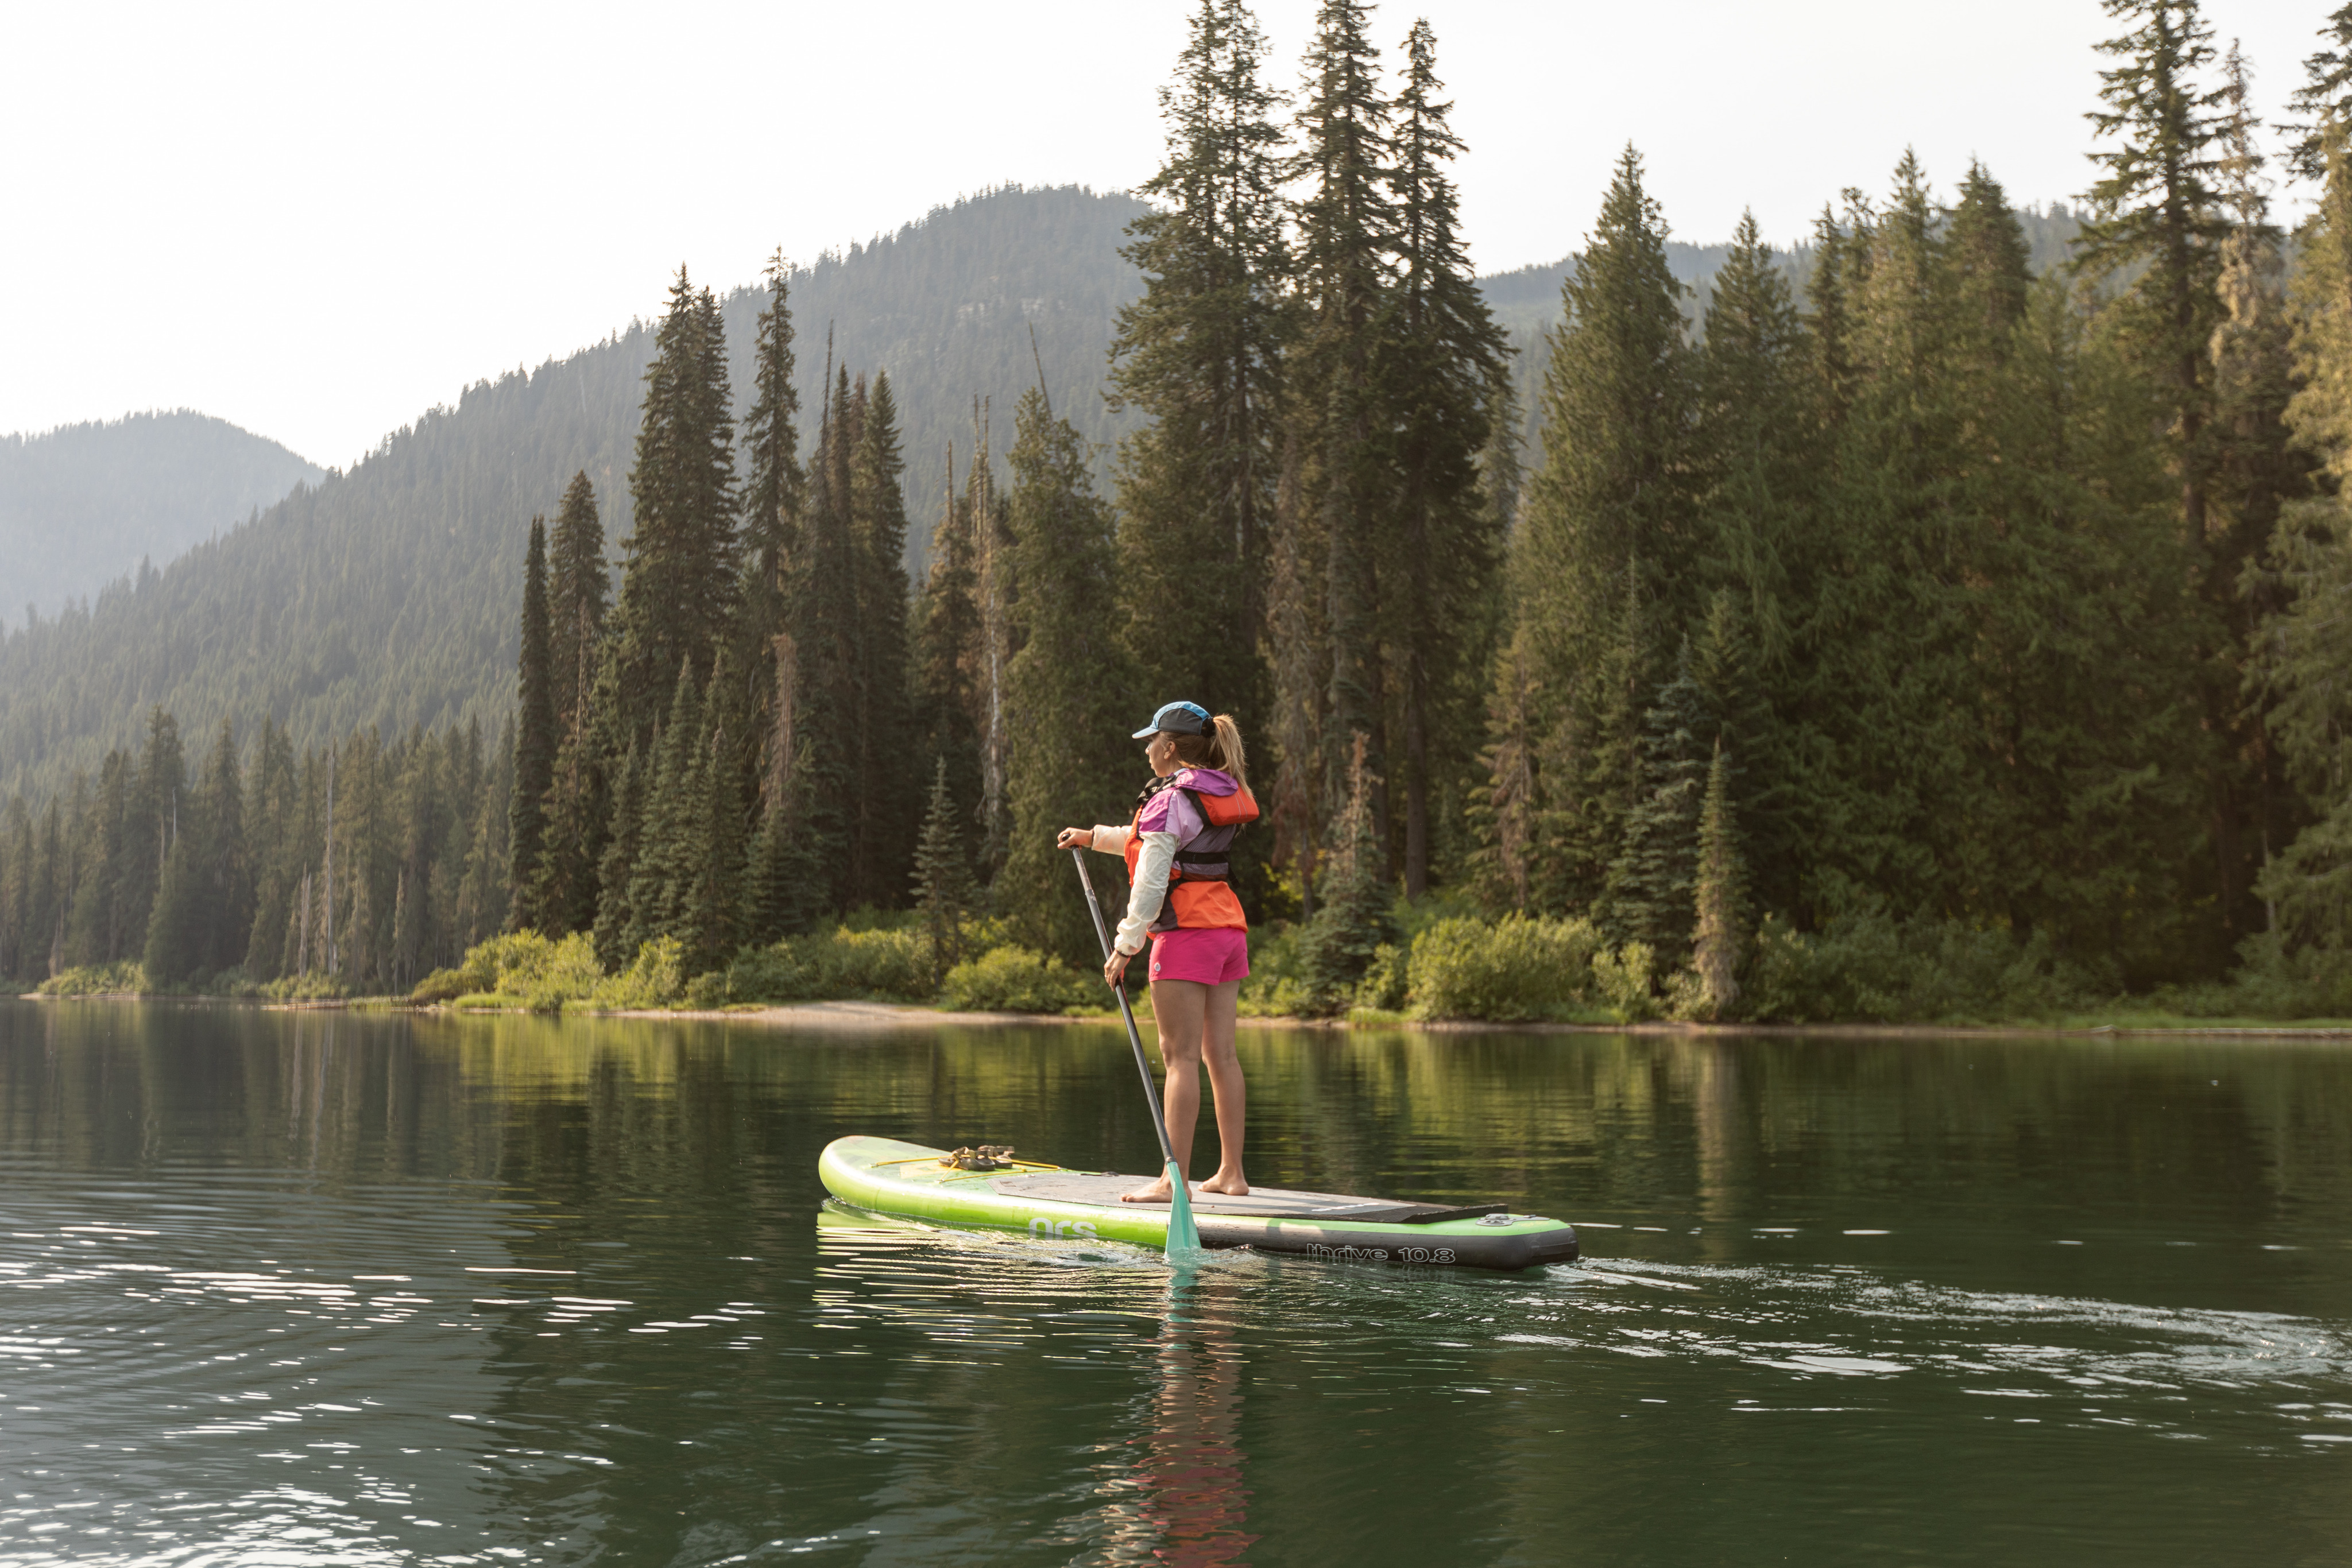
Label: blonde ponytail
xmin=1209 ymin=714 xmax=1248 ymax=790
xmin=1168 ymin=712 xmax=1250 ymax=789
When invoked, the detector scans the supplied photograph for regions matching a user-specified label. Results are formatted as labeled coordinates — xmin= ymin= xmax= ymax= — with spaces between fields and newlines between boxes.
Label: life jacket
xmin=1123 ymin=772 xmax=1259 ymax=935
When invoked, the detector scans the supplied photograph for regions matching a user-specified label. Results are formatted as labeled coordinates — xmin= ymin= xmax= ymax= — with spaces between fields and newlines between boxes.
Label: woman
xmin=1058 ymin=700 xmax=1257 ymax=1202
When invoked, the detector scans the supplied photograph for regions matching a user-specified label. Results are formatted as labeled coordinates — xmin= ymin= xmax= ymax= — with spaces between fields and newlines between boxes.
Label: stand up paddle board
xmin=819 ymin=1136 xmax=1579 ymax=1272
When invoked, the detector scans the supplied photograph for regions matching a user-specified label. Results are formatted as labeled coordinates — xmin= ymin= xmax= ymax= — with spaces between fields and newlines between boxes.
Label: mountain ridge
xmin=0 ymin=184 xmax=2085 ymax=807
xmin=2 ymin=411 xmax=324 ymax=632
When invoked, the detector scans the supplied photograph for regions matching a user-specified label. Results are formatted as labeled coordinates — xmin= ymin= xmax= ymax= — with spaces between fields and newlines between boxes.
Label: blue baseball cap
xmin=1132 ymin=700 xmax=1212 ymax=740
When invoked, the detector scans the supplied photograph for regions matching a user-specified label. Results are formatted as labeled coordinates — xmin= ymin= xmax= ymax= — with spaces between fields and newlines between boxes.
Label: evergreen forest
xmin=17 ymin=0 xmax=2352 ymax=1027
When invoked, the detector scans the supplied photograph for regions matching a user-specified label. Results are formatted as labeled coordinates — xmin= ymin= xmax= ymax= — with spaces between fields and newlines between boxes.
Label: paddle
xmin=1071 ymin=847 xmax=1205 ymax=1261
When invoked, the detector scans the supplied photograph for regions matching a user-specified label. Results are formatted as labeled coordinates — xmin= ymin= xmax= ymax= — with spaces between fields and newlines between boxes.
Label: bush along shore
xmin=34 ymin=896 xmax=2352 ymax=1031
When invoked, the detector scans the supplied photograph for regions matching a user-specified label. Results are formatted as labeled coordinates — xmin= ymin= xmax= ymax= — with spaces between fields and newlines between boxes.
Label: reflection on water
xmin=2 ymin=1000 xmax=2350 ymax=1565
xmin=1129 ymin=1273 xmax=1257 ymax=1567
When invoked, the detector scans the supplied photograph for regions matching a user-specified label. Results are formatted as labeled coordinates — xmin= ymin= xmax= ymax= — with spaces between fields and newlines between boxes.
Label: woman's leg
xmin=1123 ymin=977 xmax=1207 ymax=1203
xmin=1197 ymin=979 xmax=1247 ymax=1195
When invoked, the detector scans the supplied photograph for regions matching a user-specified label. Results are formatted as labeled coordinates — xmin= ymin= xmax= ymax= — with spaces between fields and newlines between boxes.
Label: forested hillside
xmin=0 ymin=177 xmax=1853 ymax=811
xmin=0 ymin=411 xmax=322 ymax=630
xmin=0 ymin=185 xmax=1154 ymax=805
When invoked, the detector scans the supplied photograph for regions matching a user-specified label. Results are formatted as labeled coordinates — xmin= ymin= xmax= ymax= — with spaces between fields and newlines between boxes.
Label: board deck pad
xmin=818 ymin=1136 xmax=1578 ymax=1271
xmin=985 ymin=1172 xmax=1499 ymax=1225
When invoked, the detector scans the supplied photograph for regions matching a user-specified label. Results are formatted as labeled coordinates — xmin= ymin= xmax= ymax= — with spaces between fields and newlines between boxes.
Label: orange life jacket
xmin=1123 ymin=777 xmax=1259 ymax=935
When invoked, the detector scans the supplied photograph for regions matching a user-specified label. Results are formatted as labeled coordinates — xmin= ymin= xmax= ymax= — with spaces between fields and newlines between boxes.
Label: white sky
xmin=1 ymin=0 xmax=2322 ymax=471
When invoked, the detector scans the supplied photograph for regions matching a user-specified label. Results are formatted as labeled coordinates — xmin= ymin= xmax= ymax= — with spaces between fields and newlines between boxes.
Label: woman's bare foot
xmin=1198 ymin=1171 xmax=1249 ymax=1197
xmin=1121 ymin=1175 xmax=1178 ymax=1203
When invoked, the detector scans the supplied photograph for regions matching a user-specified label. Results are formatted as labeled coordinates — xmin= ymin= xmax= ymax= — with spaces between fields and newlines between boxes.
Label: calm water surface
xmin=1 ymin=1000 xmax=2348 ymax=1565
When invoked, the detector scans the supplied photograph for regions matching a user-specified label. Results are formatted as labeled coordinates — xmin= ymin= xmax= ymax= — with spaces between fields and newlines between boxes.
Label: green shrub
xmin=1238 ymin=922 xmax=1314 ymax=1017
xmin=724 ymin=926 xmax=933 ymax=1004
xmin=942 ymin=944 xmax=1100 ymax=1013
xmin=1403 ymin=915 xmax=1610 ymax=1022
xmin=262 ymin=971 xmax=349 ymax=1002
xmin=37 ymin=961 xmax=146 ymax=997
xmin=590 ymin=936 xmax=686 ymax=1011
xmin=1743 ymin=912 xmax=2099 ymax=1024
xmin=409 ymin=966 xmax=475 ymax=1005
xmin=1591 ymin=942 xmax=1657 ymax=1021
xmin=1355 ymin=943 xmax=1409 ymax=1012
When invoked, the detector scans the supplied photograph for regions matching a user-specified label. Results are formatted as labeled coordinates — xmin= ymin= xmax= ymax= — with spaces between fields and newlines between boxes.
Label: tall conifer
xmin=913 ymin=444 xmax=982 ymax=825
xmin=849 ymin=370 xmax=917 ymax=910
xmin=1111 ymin=0 xmax=1289 ymax=739
xmin=510 ymin=516 xmax=557 ymax=928
xmin=1688 ymin=739 xmax=1745 ymax=1019
xmin=782 ymin=354 xmax=862 ymax=916
xmin=1381 ymin=17 xmax=1507 ymax=896
xmin=1292 ymin=0 xmax=1398 ymax=841
xmin=1499 ymin=147 xmax=1696 ymax=912
xmin=606 ymin=268 xmax=740 ymax=748
xmin=592 ymin=743 xmax=647 ymax=969
xmin=1000 ymin=388 xmax=1140 ymax=962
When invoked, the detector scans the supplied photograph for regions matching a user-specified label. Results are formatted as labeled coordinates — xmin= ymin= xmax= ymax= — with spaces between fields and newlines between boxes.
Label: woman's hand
xmin=1056 ymin=826 xmax=1091 ymax=850
xmin=1104 ymin=949 xmax=1131 ymax=989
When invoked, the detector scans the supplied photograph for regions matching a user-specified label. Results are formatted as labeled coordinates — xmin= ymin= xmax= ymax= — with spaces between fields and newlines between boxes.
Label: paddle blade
xmin=1163 ymin=1160 xmax=1206 ymax=1263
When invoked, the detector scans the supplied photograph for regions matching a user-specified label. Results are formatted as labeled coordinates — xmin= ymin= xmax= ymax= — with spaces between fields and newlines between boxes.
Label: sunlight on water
xmin=1 ymin=1001 xmax=2348 ymax=1565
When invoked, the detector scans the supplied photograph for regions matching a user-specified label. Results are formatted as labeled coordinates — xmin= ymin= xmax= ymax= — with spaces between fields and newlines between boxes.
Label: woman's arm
xmin=1114 ymin=831 xmax=1178 ymax=955
xmin=1054 ymin=824 xmax=1131 ymax=854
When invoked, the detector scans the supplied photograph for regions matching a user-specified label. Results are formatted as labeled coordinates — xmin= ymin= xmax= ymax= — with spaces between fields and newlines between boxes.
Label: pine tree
xmin=737 ymin=260 xmax=811 ymax=947
xmin=628 ymin=659 xmax=703 ymax=952
xmin=966 ymin=400 xmax=1016 ymax=881
xmin=591 ymin=742 xmax=647 ymax=969
xmin=1296 ymin=730 xmax=1394 ymax=1013
xmin=1607 ymin=643 xmax=1712 ymax=967
xmin=1000 ymin=387 xmax=1142 ymax=962
xmin=1111 ymin=0 xmax=1288 ymax=742
xmin=1381 ymin=17 xmax=1508 ymax=898
xmin=605 ymin=268 xmax=740 ymax=749
xmin=674 ymin=654 xmax=742 ymax=973
xmin=0 ymin=797 xmax=29 ymax=981
xmin=1292 ymin=0 xmax=1398 ymax=843
xmin=740 ymin=250 xmax=806 ymax=623
xmin=1499 ymin=146 xmax=1696 ymax=912
xmin=242 ymin=718 xmax=300 ymax=978
xmin=1693 ymin=213 xmax=1811 ymax=914
xmin=1266 ymin=429 xmax=1325 ymax=908
xmin=849 ymin=369 xmax=918 ymax=911
xmin=2285 ymin=4 xmax=2352 ymax=181
xmin=2210 ymin=46 xmax=2314 ymax=907
xmin=2078 ymin=0 xmax=2229 ymax=539
xmin=548 ymin=473 xmax=608 ymax=737
xmin=782 ymin=355 xmax=862 ymax=917
xmin=912 ymin=443 xmax=982 ymax=833
xmin=1687 ymin=738 xmax=1745 ymax=1019
xmin=911 ymin=755 xmax=981 ymax=986
xmin=2255 ymin=96 xmax=2352 ymax=950
xmin=509 ymin=516 xmax=557 ymax=928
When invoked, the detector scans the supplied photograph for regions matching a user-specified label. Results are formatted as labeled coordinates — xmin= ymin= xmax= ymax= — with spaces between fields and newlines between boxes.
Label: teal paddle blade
xmin=1163 ymin=1161 xmax=1206 ymax=1263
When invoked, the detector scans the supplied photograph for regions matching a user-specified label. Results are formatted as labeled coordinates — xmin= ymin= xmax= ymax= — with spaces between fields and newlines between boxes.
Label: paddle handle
xmin=1071 ymin=848 xmax=1179 ymax=1172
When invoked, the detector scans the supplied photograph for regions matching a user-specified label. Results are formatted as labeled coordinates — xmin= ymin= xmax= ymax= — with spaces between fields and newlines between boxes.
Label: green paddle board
xmin=818 ymin=1136 xmax=1579 ymax=1272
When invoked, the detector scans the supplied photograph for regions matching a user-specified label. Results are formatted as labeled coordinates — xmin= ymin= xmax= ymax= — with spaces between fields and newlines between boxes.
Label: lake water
xmin=2 ymin=1001 xmax=2349 ymax=1566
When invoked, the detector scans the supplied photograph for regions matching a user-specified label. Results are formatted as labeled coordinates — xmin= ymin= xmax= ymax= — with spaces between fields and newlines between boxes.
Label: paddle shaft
xmin=1070 ymin=848 xmax=1179 ymax=1172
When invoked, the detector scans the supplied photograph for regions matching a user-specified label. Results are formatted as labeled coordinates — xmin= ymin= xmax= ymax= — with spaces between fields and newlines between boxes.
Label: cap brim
xmin=1131 ymin=725 xmax=1159 ymax=740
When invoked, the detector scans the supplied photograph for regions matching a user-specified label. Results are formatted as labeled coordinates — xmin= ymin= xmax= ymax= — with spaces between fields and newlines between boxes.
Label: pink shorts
xmin=1148 ymin=927 xmax=1250 ymax=986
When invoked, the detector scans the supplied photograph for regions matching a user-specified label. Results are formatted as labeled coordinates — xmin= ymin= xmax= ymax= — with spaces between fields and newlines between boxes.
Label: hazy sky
xmin=1 ymin=0 xmax=2322 ymax=471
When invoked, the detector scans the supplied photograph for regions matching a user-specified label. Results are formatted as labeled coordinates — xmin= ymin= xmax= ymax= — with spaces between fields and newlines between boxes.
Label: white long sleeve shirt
xmin=1085 ymin=823 xmax=1175 ymax=955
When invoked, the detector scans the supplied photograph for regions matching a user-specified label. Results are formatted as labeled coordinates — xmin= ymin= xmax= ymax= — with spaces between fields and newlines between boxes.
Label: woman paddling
xmin=1059 ymin=700 xmax=1258 ymax=1203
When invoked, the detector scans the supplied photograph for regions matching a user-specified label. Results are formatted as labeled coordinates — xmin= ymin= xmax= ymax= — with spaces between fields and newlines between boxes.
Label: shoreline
xmin=18 ymin=990 xmax=2352 ymax=1039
